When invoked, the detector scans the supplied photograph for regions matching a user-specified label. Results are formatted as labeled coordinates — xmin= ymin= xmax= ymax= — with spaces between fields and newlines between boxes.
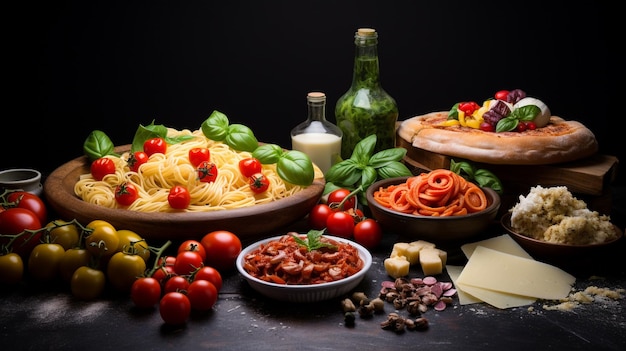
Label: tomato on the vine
xmin=164 ymin=275 xmax=190 ymax=294
xmin=85 ymin=221 xmax=119 ymax=258
xmin=192 ymin=265 xmax=222 ymax=292
xmin=168 ymin=185 xmax=191 ymax=209
xmin=187 ymin=279 xmax=218 ymax=311
xmin=160 ymin=291 xmax=191 ymax=325
xmin=116 ymin=229 xmax=150 ymax=262
xmin=327 ymin=188 xmax=356 ymax=211
xmin=71 ymin=266 xmax=106 ymax=300
xmin=46 ymin=220 xmax=80 ymax=250
xmin=59 ymin=247 xmax=91 ymax=282
xmin=353 ymin=218 xmax=382 ymax=249
xmin=173 ymin=250 xmax=204 ymax=276
xmin=127 ymin=151 xmax=149 ymax=172
xmin=0 ymin=253 xmax=24 ymax=285
xmin=200 ymin=230 xmax=242 ymax=272
xmin=152 ymin=264 xmax=175 ymax=283
xmin=7 ymin=191 xmax=47 ymax=224
xmin=325 ymin=211 xmax=355 ymax=238
xmin=197 ymin=161 xmax=218 ymax=183
xmin=130 ymin=277 xmax=162 ymax=309
xmin=114 ymin=182 xmax=139 ymax=206
xmin=90 ymin=157 xmax=116 ymax=181
xmin=238 ymin=157 xmax=262 ymax=178
xmin=249 ymin=172 xmax=270 ymax=193
xmin=143 ymin=137 xmax=167 ymax=156
xmin=178 ymin=240 xmax=206 ymax=261
xmin=106 ymin=251 xmax=147 ymax=292
xmin=28 ymin=243 xmax=65 ymax=282
xmin=0 ymin=207 xmax=43 ymax=259
xmin=189 ymin=147 xmax=210 ymax=167
xmin=308 ymin=203 xmax=332 ymax=230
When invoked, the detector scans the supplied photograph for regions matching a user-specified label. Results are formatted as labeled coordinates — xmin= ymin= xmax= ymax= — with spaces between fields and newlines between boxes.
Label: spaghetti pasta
xmin=74 ymin=128 xmax=323 ymax=212
xmin=372 ymin=169 xmax=488 ymax=217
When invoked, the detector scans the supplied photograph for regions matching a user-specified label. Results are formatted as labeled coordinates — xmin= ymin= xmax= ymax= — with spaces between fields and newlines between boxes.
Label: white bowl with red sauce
xmin=236 ymin=234 xmax=372 ymax=302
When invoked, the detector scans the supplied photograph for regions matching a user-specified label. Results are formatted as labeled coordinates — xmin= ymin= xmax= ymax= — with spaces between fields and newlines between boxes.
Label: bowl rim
xmin=501 ymin=212 xmax=624 ymax=248
xmin=366 ymin=176 xmax=501 ymax=220
xmin=236 ymin=234 xmax=372 ymax=290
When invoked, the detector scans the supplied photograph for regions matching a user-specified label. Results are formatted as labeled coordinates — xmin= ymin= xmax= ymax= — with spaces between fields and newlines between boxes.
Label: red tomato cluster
xmin=238 ymin=157 xmax=270 ymax=194
xmin=308 ymin=188 xmax=382 ymax=249
xmin=133 ymin=230 xmax=241 ymax=325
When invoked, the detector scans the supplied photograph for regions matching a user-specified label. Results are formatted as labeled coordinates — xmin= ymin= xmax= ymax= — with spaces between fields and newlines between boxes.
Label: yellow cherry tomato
xmin=71 ymin=266 xmax=106 ymax=300
xmin=116 ymin=229 xmax=150 ymax=262
xmin=47 ymin=220 xmax=80 ymax=250
xmin=59 ymin=247 xmax=91 ymax=282
xmin=107 ymin=251 xmax=147 ymax=293
xmin=85 ymin=223 xmax=119 ymax=258
xmin=0 ymin=253 xmax=24 ymax=285
xmin=28 ymin=243 xmax=65 ymax=282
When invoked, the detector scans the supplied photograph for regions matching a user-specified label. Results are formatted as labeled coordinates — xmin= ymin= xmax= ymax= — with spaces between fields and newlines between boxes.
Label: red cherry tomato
xmin=173 ymin=251 xmax=204 ymax=276
xmin=163 ymin=275 xmax=190 ymax=294
xmin=189 ymin=148 xmax=210 ymax=167
xmin=308 ymin=203 xmax=333 ymax=230
xmin=178 ymin=240 xmax=207 ymax=261
xmin=159 ymin=292 xmax=191 ymax=325
xmin=127 ymin=151 xmax=149 ymax=172
xmin=516 ymin=121 xmax=527 ymax=132
xmin=238 ymin=157 xmax=262 ymax=178
xmin=130 ymin=277 xmax=162 ymax=309
xmin=479 ymin=122 xmax=494 ymax=132
xmin=187 ymin=279 xmax=218 ymax=311
xmin=90 ymin=157 xmax=116 ymax=181
xmin=114 ymin=182 xmax=139 ymax=206
xmin=249 ymin=173 xmax=270 ymax=193
xmin=197 ymin=161 xmax=218 ymax=183
xmin=353 ymin=218 xmax=382 ymax=249
xmin=7 ymin=191 xmax=47 ymax=224
xmin=458 ymin=101 xmax=480 ymax=115
xmin=143 ymin=137 xmax=167 ymax=157
xmin=325 ymin=211 xmax=355 ymax=238
xmin=192 ymin=266 xmax=223 ymax=292
xmin=495 ymin=90 xmax=509 ymax=101
xmin=525 ymin=121 xmax=537 ymax=130
xmin=168 ymin=185 xmax=190 ymax=209
xmin=327 ymin=188 xmax=356 ymax=211
xmin=200 ymin=230 xmax=242 ymax=272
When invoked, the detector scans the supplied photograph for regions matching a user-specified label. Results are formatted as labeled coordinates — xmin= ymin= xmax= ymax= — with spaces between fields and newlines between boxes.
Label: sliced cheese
xmin=455 ymin=283 xmax=536 ymax=309
xmin=461 ymin=234 xmax=533 ymax=260
xmin=419 ymin=248 xmax=443 ymax=275
xmin=446 ymin=265 xmax=481 ymax=305
xmin=456 ymin=246 xmax=575 ymax=300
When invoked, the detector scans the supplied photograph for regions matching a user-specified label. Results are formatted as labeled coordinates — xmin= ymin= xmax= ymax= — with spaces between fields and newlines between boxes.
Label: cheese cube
xmin=391 ymin=242 xmax=410 ymax=257
xmin=384 ymin=256 xmax=410 ymax=279
xmin=409 ymin=240 xmax=435 ymax=250
xmin=419 ymin=248 xmax=443 ymax=275
xmin=437 ymin=248 xmax=447 ymax=266
xmin=403 ymin=244 xmax=423 ymax=265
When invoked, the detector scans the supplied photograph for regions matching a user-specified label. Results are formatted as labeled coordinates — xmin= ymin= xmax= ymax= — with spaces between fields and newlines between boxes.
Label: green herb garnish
xmin=292 ymin=229 xmax=337 ymax=252
xmin=450 ymin=159 xmax=504 ymax=194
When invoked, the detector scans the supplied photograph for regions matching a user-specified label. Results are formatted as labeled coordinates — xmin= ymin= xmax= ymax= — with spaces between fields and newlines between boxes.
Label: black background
xmin=4 ymin=1 xmax=622 ymax=185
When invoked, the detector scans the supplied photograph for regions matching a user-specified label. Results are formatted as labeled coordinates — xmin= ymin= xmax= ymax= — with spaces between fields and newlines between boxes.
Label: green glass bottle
xmin=335 ymin=28 xmax=399 ymax=160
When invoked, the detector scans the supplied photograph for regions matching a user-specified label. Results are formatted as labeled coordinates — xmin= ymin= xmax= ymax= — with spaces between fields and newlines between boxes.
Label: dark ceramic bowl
xmin=366 ymin=176 xmax=500 ymax=243
xmin=501 ymin=212 xmax=624 ymax=259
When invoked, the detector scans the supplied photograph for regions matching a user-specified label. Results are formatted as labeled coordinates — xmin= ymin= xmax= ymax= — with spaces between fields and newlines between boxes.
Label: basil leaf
xmin=325 ymin=159 xmax=362 ymax=187
xmin=368 ymin=147 xmax=407 ymax=168
xmin=277 ymin=150 xmax=314 ymax=186
xmin=201 ymin=110 xmax=229 ymax=141
xmin=376 ymin=161 xmax=412 ymax=179
xmin=474 ymin=169 xmax=504 ymax=194
xmin=226 ymin=124 xmax=259 ymax=152
xmin=511 ymin=105 xmax=540 ymax=121
xmin=360 ymin=166 xmax=378 ymax=190
xmin=252 ymin=144 xmax=284 ymax=164
xmin=131 ymin=122 xmax=167 ymax=152
xmin=495 ymin=116 xmax=519 ymax=133
xmin=83 ymin=130 xmax=117 ymax=161
xmin=447 ymin=102 xmax=460 ymax=120
xmin=450 ymin=160 xmax=475 ymax=179
xmin=350 ymin=134 xmax=376 ymax=164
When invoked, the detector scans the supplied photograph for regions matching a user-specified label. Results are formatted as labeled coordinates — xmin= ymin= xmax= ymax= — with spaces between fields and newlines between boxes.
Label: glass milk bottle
xmin=335 ymin=28 xmax=399 ymax=160
xmin=291 ymin=92 xmax=343 ymax=175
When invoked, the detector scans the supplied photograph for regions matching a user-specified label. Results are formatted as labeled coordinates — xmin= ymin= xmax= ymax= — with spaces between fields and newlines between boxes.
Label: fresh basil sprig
xmin=252 ymin=144 xmax=315 ymax=186
xmin=324 ymin=134 xmax=412 ymax=204
xmin=83 ymin=130 xmax=119 ymax=161
xmin=449 ymin=159 xmax=503 ymax=194
xmin=201 ymin=110 xmax=259 ymax=152
xmin=292 ymin=229 xmax=337 ymax=252
xmin=130 ymin=120 xmax=195 ymax=153
xmin=495 ymin=105 xmax=540 ymax=132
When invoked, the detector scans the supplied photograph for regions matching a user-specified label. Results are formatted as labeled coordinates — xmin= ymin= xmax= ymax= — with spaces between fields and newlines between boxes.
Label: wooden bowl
xmin=43 ymin=145 xmax=325 ymax=242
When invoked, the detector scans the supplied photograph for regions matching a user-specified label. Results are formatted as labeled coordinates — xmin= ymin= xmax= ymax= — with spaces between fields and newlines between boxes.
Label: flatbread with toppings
xmin=397 ymin=90 xmax=598 ymax=165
